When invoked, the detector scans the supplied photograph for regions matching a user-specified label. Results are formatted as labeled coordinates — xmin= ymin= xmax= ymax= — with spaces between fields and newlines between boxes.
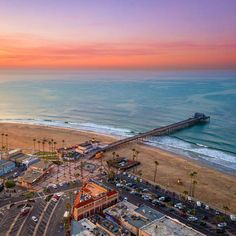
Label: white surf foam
xmin=0 ymin=118 xmax=133 ymax=138
xmin=146 ymin=136 xmax=236 ymax=171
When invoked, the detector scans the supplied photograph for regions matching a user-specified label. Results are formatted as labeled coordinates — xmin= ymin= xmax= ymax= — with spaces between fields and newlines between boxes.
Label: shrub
xmin=5 ymin=180 xmax=16 ymax=188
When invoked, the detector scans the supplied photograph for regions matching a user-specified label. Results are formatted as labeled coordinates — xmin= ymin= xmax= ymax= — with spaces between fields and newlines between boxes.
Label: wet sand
xmin=0 ymin=122 xmax=236 ymax=213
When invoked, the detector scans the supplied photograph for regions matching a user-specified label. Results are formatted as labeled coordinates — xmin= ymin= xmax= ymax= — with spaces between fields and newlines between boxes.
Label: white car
xmin=196 ymin=201 xmax=201 ymax=207
xmin=188 ymin=216 xmax=198 ymax=222
xmin=174 ymin=203 xmax=184 ymax=209
xmin=217 ymin=222 xmax=227 ymax=228
xmin=230 ymin=214 xmax=236 ymax=221
xmin=32 ymin=216 xmax=38 ymax=223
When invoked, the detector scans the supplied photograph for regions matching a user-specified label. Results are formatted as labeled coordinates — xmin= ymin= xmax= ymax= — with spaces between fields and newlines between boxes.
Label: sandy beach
xmin=1 ymin=122 xmax=236 ymax=214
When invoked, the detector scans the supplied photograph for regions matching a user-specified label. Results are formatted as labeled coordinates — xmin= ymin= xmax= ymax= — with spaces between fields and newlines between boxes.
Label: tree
xmin=54 ymin=141 xmax=57 ymax=153
xmin=189 ymin=171 xmax=197 ymax=197
xmin=1 ymin=133 xmax=5 ymax=150
xmin=33 ymin=138 xmax=36 ymax=152
xmin=153 ymin=161 xmax=159 ymax=182
xmin=62 ymin=139 xmax=65 ymax=148
xmin=112 ymin=151 xmax=116 ymax=160
xmin=80 ymin=161 xmax=86 ymax=180
xmin=42 ymin=139 xmax=46 ymax=155
xmin=48 ymin=141 xmax=52 ymax=152
xmin=192 ymin=180 xmax=197 ymax=197
xmin=135 ymin=150 xmax=140 ymax=161
xmin=183 ymin=190 xmax=188 ymax=201
xmin=5 ymin=134 xmax=8 ymax=151
xmin=37 ymin=140 xmax=41 ymax=151
xmin=132 ymin=148 xmax=136 ymax=160
xmin=5 ymin=180 xmax=16 ymax=188
xmin=223 ymin=205 xmax=229 ymax=215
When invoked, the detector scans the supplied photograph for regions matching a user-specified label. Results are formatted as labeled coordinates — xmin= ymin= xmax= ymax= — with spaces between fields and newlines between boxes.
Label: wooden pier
xmin=90 ymin=113 xmax=210 ymax=157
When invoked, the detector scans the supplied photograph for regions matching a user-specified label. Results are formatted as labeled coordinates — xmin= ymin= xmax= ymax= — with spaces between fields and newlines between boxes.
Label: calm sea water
xmin=0 ymin=70 xmax=236 ymax=174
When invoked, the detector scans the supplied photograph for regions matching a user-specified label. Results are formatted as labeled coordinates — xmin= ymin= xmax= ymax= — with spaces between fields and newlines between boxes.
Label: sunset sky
xmin=1 ymin=0 xmax=236 ymax=69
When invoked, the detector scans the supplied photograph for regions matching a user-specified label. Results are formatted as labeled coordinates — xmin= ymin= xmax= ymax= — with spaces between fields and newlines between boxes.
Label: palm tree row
xmin=32 ymin=138 xmax=58 ymax=153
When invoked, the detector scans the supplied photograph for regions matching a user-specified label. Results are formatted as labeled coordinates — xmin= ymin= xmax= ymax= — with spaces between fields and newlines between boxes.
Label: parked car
xmin=20 ymin=207 xmax=31 ymax=216
xmin=174 ymin=203 xmax=184 ymax=210
xmin=32 ymin=216 xmax=38 ymax=223
xmin=217 ymin=222 xmax=227 ymax=228
xmin=187 ymin=216 xmax=198 ymax=222
xmin=230 ymin=214 xmax=236 ymax=221
xmin=159 ymin=196 xmax=171 ymax=202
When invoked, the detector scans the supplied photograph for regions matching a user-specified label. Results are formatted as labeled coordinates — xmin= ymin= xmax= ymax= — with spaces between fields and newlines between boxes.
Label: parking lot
xmin=103 ymin=172 xmax=236 ymax=236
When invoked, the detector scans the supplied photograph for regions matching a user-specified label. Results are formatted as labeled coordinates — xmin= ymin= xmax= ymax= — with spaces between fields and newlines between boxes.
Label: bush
xmin=5 ymin=180 xmax=16 ymax=188
xmin=24 ymin=191 xmax=35 ymax=199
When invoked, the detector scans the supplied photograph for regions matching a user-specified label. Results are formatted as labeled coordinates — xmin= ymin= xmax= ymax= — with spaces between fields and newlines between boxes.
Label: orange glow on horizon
xmin=0 ymin=35 xmax=236 ymax=69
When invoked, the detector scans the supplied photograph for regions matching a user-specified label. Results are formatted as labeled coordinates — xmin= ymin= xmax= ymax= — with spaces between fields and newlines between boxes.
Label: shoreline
xmin=0 ymin=122 xmax=236 ymax=213
xmin=1 ymin=120 xmax=235 ymax=177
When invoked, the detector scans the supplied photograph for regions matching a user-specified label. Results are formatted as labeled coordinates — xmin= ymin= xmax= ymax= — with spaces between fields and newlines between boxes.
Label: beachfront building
xmin=139 ymin=216 xmax=205 ymax=236
xmin=73 ymin=180 xmax=118 ymax=221
xmin=104 ymin=201 xmax=205 ymax=236
xmin=18 ymin=160 xmax=54 ymax=189
xmin=0 ymin=159 xmax=16 ymax=176
xmin=104 ymin=201 xmax=164 ymax=235
xmin=57 ymin=144 xmax=81 ymax=161
xmin=89 ymin=215 xmax=130 ymax=236
xmin=21 ymin=155 xmax=40 ymax=167
xmin=76 ymin=141 xmax=100 ymax=155
xmin=71 ymin=218 xmax=109 ymax=236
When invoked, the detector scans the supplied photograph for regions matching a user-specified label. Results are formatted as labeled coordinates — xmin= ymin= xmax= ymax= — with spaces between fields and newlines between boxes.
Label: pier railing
xmin=90 ymin=113 xmax=209 ymax=156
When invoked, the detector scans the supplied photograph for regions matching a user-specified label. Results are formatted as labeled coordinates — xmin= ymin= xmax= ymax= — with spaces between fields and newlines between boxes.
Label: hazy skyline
xmin=1 ymin=0 xmax=236 ymax=69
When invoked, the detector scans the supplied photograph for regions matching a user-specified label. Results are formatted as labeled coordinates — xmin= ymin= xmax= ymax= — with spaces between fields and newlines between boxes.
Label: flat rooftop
xmin=140 ymin=216 xmax=205 ymax=236
xmin=10 ymin=153 xmax=28 ymax=162
xmin=104 ymin=200 xmax=138 ymax=219
xmin=71 ymin=219 xmax=108 ymax=236
xmin=90 ymin=215 xmax=129 ymax=236
xmin=19 ymin=169 xmax=43 ymax=184
xmin=135 ymin=204 xmax=164 ymax=221
xmin=30 ymin=160 xmax=52 ymax=171
xmin=123 ymin=213 xmax=150 ymax=229
xmin=83 ymin=182 xmax=108 ymax=198
xmin=0 ymin=159 xmax=15 ymax=165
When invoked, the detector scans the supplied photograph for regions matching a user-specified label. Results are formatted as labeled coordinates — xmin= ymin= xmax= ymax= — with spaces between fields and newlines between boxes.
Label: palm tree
xmin=183 ymin=190 xmax=188 ymax=201
xmin=132 ymin=148 xmax=136 ymax=160
xmin=62 ymin=139 xmax=65 ymax=148
xmin=112 ymin=151 xmax=116 ymax=160
xmin=51 ymin=139 xmax=54 ymax=152
xmin=80 ymin=161 xmax=86 ymax=180
xmin=153 ymin=161 xmax=159 ymax=182
xmin=223 ymin=205 xmax=229 ymax=215
xmin=33 ymin=138 xmax=36 ymax=152
xmin=48 ymin=141 xmax=52 ymax=153
xmin=5 ymin=134 xmax=8 ymax=151
xmin=135 ymin=150 xmax=140 ymax=161
xmin=1 ymin=133 xmax=5 ymax=150
xmin=192 ymin=180 xmax=197 ymax=197
xmin=54 ymin=141 xmax=57 ymax=152
xmin=189 ymin=171 xmax=197 ymax=197
xmin=42 ymin=139 xmax=46 ymax=154
xmin=37 ymin=140 xmax=41 ymax=151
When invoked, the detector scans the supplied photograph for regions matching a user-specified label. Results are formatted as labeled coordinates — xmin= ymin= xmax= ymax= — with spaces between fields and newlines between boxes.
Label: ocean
xmin=0 ymin=70 xmax=236 ymax=174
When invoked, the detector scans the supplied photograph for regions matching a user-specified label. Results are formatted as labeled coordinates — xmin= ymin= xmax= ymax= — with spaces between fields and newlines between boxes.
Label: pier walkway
xmin=90 ymin=113 xmax=210 ymax=157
